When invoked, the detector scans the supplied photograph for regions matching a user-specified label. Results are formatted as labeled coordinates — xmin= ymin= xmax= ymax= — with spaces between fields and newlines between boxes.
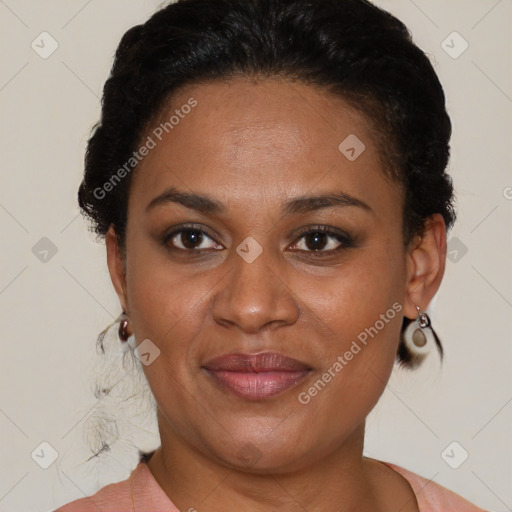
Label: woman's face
xmin=108 ymin=78 xmax=428 ymax=472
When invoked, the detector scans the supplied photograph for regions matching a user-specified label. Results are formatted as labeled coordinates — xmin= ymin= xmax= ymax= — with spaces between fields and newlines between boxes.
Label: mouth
xmin=202 ymin=352 xmax=312 ymax=401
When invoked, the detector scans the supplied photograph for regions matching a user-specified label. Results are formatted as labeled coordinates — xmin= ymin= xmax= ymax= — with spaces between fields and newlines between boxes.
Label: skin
xmin=106 ymin=78 xmax=447 ymax=511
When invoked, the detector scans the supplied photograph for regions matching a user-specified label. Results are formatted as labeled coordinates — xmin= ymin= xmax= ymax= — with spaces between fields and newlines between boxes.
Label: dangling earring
xmin=399 ymin=305 xmax=444 ymax=368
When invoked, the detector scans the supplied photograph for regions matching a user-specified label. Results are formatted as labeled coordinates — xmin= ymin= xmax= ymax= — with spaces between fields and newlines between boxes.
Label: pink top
xmin=55 ymin=456 xmax=488 ymax=512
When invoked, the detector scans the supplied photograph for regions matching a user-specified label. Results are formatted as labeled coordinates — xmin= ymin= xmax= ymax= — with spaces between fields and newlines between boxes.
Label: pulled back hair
xmin=78 ymin=0 xmax=456 ymax=367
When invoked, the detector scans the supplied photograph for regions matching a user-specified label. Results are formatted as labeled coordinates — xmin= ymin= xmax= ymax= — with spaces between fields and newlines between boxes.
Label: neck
xmin=146 ymin=421 xmax=387 ymax=512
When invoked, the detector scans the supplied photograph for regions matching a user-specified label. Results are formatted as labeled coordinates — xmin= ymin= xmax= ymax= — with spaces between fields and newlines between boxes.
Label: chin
xmin=201 ymin=417 xmax=329 ymax=474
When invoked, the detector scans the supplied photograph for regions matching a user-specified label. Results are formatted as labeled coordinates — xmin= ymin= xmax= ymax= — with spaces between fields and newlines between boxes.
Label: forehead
xmin=129 ymin=78 xmax=400 ymax=217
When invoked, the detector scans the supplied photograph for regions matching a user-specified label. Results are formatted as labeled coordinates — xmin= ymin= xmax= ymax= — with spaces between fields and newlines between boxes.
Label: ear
xmin=106 ymin=225 xmax=129 ymax=315
xmin=403 ymin=213 xmax=447 ymax=319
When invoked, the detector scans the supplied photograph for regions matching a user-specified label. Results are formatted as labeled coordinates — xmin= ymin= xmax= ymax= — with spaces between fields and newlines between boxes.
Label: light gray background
xmin=0 ymin=1 xmax=511 ymax=511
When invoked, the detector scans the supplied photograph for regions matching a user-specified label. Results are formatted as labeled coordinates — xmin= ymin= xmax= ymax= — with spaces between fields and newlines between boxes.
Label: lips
xmin=202 ymin=352 xmax=312 ymax=400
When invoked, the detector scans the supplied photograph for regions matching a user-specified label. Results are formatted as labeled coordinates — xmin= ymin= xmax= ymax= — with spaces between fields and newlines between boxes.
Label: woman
xmin=55 ymin=0 xmax=488 ymax=510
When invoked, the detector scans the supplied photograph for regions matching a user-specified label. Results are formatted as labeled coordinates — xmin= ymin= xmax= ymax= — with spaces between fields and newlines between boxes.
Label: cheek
xmin=124 ymin=251 xmax=233 ymax=408
xmin=126 ymin=238 xmax=210 ymax=331
xmin=299 ymin=244 xmax=404 ymax=398
xmin=125 ymin=263 xmax=209 ymax=420
xmin=297 ymin=300 xmax=402 ymax=438
xmin=306 ymin=243 xmax=405 ymax=342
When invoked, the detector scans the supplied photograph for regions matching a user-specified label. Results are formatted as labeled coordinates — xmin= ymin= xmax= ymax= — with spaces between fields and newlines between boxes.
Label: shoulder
xmin=55 ymin=464 xmax=141 ymax=512
xmin=53 ymin=467 xmax=135 ymax=512
xmin=54 ymin=458 xmax=178 ymax=512
xmin=54 ymin=457 xmax=179 ymax=512
xmin=384 ymin=462 xmax=490 ymax=512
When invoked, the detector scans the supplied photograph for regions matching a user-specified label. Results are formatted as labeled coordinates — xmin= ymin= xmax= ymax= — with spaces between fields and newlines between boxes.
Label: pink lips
xmin=202 ymin=352 xmax=311 ymax=400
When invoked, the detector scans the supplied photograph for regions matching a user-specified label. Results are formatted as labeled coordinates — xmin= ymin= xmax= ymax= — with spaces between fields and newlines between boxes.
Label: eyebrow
xmin=145 ymin=186 xmax=373 ymax=216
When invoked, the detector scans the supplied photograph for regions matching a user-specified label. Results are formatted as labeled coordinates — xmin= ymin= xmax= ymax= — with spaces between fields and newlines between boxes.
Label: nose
xmin=212 ymin=242 xmax=300 ymax=334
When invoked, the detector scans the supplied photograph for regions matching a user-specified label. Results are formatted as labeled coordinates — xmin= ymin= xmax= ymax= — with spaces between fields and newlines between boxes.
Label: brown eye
xmin=178 ymin=229 xmax=204 ymax=249
xmin=164 ymin=227 xmax=222 ymax=251
xmin=302 ymin=231 xmax=330 ymax=251
xmin=291 ymin=227 xmax=354 ymax=254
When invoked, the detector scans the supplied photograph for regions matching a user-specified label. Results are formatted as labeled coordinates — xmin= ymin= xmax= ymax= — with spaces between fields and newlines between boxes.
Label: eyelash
xmin=162 ymin=223 xmax=356 ymax=257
